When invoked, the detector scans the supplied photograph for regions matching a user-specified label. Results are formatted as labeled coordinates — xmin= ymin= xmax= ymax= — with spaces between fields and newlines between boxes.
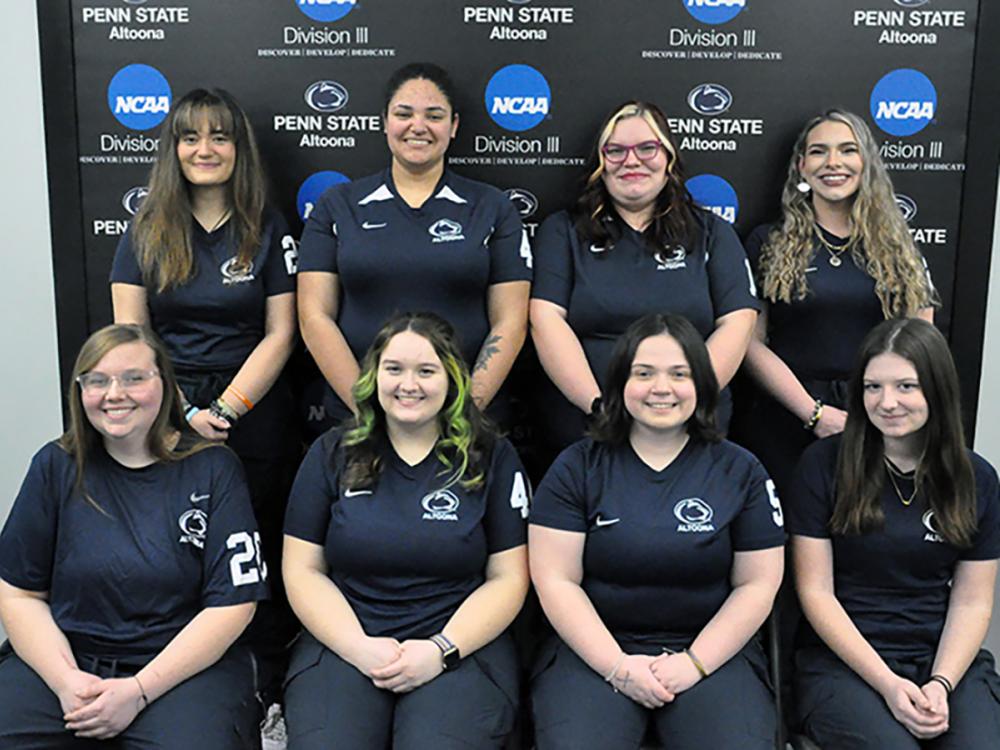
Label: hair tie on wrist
xmin=134 ymin=675 xmax=149 ymax=709
xmin=225 ymin=384 xmax=254 ymax=412
xmin=929 ymin=674 xmax=953 ymax=695
xmin=604 ymin=652 xmax=625 ymax=687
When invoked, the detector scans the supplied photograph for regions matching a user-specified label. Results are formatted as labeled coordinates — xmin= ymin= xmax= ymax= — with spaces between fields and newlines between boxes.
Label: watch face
xmin=443 ymin=647 xmax=461 ymax=671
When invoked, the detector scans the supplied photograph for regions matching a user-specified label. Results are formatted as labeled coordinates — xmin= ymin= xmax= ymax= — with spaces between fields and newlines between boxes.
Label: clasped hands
xmin=58 ymin=668 xmax=145 ymax=739
xmin=352 ymin=636 xmax=445 ymax=693
xmin=880 ymin=674 xmax=950 ymax=740
xmin=609 ymin=651 xmax=703 ymax=709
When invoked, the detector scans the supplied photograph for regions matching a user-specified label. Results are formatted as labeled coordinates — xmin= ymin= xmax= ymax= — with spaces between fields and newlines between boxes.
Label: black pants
xmin=530 ymin=637 xmax=776 ymax=750
xmin=0 ymin=644 xmax=261 ymax=749
xmin=796 ymin=646 xmax=1000 ymax=749
xmin=283 ymin=632 xmax=519 ymax=749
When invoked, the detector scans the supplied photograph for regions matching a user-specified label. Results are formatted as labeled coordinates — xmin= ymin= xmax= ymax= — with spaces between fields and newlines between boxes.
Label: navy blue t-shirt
xmin=532 ymin=209 xmax=759 ymax=387
xmin=0 ymin=442 xmax=269 ymax=660
xmin=530 ymin=438 xmax=784 ymax=648
xmin=786 ymin=436 xmax=1000 ymax=659
xmin=284 ymin=431 xmax=529 ymax=641
xmin=744 ymin=224 xmax=935 ymax=382
xmin=297 ymin=168 xmax=532 ymax=366
xmin=111 ymin=211 xmax=297 ymax=372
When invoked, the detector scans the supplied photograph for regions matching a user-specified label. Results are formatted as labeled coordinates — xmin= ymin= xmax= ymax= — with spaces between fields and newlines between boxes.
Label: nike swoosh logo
xmin=805 ymin=266 xmax=818 ymax=273
xmin=589 ymin=244 xmax=607 ymax=254
xmin=189 ymin=492 xmax=210 ymax=503
xmin=594 ymin=516 xmax=620 ymax=527
xmin=344 ymin=489 xmax=373 ymax=497
xmin=362 ymin=221 xmax=387 ymax=230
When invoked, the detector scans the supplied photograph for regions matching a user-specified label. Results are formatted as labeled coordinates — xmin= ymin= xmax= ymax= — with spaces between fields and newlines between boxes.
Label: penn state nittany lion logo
xmin=220 ymin=257 xmax=255 ymax=285
xmin=922 ymin=510 xmax=944 ymax=544
xmin=654 ymin=246 xmax=687 ymax=271
xmin=421 ymin=489 xmax=461 ymax=521
xmin=428 ymin=219 xmax=465 ymax=243
xmin=178 ymin=508 xmax=208 ymax=548
xmin=674 ymin=498 xmax=715 ymax=533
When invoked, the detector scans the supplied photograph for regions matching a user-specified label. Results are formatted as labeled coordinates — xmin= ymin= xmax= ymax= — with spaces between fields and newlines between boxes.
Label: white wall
xmin=976 ymin=173 xmax=1000 ymax=655
xmin=0 ymin=2 xmax=63 ymax=638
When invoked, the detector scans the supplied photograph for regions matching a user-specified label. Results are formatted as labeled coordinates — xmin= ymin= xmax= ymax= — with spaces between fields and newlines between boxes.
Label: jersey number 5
xmin=227 ymin=531 xmax=268 ymax=586
xmin=765 ymin=479 xmax=784 ymax=528
xmin=509 ymin=471 xmax=530 ymax=519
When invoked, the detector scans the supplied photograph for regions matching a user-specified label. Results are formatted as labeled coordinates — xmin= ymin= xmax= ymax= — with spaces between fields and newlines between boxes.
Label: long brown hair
xmin=572 ymin=100 xmax=697 ymax=254
xmin=758 ymin=109 xmax=936 ymax=318
xmin=339 ymin=312 xmax=497 ymax=491
xmin=831 ymin=319 xmax=975 ymax=546
xmin=60 ymin=324 xmax=210 ymax=506
xmin=130 ymin=88 xmax=266 ymax=292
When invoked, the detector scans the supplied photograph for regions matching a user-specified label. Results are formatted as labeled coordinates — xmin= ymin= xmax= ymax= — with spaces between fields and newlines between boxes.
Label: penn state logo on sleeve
xmin=922 ymin=510 xmax=945 ymax=544
xmin=428 ymin=219 xmax=465 ymax=244
xmin=674 ymin=498 xmax=715 ymax=533
xmin=220 ymin=257 xmax=256 ymax=285
xmin=421 ymin=489 xmax=461 ymax=521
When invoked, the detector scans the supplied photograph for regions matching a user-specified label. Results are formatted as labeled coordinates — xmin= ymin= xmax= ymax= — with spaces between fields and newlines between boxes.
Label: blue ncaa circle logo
xmin=485 ymin=64 xmax=551 ymax=132
xmin=687 ymin=83 xmax=733 ymax=116
xmin=681 ymin=0 xmax=746 ymax=26
xmin=296 ymin=170 xmax=350 ymax=221
xmin=870 ymin=69 xmax=937 ymax=137
xmin=305 ymin=81 xmax=349 ymax=112
xmin=894 ymin=0 xmax=928 ymax=7
xmin=685 ymin=174 xmax=739 ymax=224
xmin=107 ymin=64 xmax=171 ymax=131
xmin=294 ymin=0 xmax=355 ymax=22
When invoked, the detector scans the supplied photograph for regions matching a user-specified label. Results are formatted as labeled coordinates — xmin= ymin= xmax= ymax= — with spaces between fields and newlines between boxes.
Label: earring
xmin=796 ymin=180 xmax=811 ymax=194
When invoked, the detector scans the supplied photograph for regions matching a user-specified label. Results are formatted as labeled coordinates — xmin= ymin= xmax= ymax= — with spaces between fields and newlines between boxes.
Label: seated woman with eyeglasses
xmin=789 ymin=318 xmax=1000 ymax=749
xmin=529 ymin=313 xmax=784 ymax=750
xmin=529 ymin=100 xmax=759 ymax=453
xmin=0 ymin=324 xmax=267 ymax=748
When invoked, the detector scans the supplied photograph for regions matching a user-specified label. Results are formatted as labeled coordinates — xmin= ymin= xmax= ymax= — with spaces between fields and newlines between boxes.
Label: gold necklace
xmin=814 ymin=226 xmax=852 ymax=267
xmin=883 ymin=457 xmax=919 ymax=506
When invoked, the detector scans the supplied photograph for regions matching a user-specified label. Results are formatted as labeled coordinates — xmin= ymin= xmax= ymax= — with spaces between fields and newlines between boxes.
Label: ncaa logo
xmin=687 ymin=83 xmax=733 ymax=116
xmin=429 ymin=218 xmax=465 ymax=242
xmin=894 ymin=0 xmax=928 ymax=7
xmin=422 ymin=489 xmax=461 ymax=521
xmin=296 ymin=170 xmax=350 ymax=221
xmin=107 ymin=64 xmax=171 ymax=131
xmin=305 ymin=81 xmax=349 ymax=113
xmin=295 ymin=0 xmax=355 ymax=23
xmin=122 ymin=0 xmax=147 ymax=4
xmin=870 ymin=69 xmax=937 ymax=137
xmin=686 ymin=174 xmax=739 ymax=224
xmin=895 ymin=194 xmax=918 ymax=222
xmin=122 ymin=186 xmax=149 ymax=215
xmin=485 ymin=64 xmax=551 ymax=132
xmin=682 ymin=0 xmax=746 ymax=26
xmin=504 ymin=188 xmax=539 ymax=218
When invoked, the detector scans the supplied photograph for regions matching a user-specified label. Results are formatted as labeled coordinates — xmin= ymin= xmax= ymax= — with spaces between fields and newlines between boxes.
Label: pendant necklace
xmin=814 ymin=226 xmax=852 ymax=267
xmin=883 ymin=456 xmax=919 ymax=507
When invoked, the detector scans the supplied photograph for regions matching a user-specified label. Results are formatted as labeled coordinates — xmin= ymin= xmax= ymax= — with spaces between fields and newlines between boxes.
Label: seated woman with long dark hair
xmin=281 ymin=311 xmax=530 ymax=749
xmin=0 ymin=324 xmax=267 ymax=748
xmin=789 ymin=318 xmax=1000 ymax=748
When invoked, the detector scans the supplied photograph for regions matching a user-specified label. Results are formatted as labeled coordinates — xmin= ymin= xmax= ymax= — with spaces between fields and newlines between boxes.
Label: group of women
xmin=0 ymin=60 xmax=997 ymax=750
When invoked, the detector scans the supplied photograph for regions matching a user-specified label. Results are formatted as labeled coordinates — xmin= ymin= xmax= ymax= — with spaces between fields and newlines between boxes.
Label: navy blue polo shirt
xmin=297 ymin=168 xmax=531 ymax=366
xmin=530 ymin=438 xmax=784 ymax=648
xmin=745 ymin=224 xmax=888 ymax=382
xmin=284 ymin=431 xmax=528 ymax=641
xmin=786 ymin=436 xmax=1000 ymax=659
xmin=110 ymin=211 xmax=297 ymax=372
xmin=0 ymin=442 xmax=269 ymax=660
xmin=532 ymin=209 xmax=759 ymax=387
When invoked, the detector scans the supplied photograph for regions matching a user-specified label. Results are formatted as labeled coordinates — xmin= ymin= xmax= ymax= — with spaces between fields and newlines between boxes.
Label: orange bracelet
xmin=225 ymin=384 xmax=254 ymax=411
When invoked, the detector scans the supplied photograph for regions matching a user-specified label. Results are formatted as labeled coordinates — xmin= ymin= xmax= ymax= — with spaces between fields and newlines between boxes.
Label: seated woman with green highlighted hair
xmin=281 ymin=311 xmax=530 ymax=749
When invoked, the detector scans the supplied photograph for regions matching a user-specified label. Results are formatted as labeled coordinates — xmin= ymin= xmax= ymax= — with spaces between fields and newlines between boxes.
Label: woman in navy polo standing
xmin=110 ymin=87 xmax=299 ymax=697
xmin=529 ymin=100 xmax=759 ymax=452
xmin=296 ymin=63 xmax=531 ymax=427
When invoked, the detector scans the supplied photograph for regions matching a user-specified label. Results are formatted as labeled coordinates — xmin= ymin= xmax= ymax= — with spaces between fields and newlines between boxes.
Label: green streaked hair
xmin=339 ymin=312 xmax=496 ymax=491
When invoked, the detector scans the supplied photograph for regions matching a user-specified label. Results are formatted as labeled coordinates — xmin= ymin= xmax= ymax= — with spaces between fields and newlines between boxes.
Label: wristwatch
xmin=430 ymin=633 xmax=461 ymax=671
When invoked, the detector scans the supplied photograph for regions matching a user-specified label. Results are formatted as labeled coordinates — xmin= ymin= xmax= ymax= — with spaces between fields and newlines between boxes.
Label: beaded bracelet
xmin=804 ymin=399 xmax=824 ymax=431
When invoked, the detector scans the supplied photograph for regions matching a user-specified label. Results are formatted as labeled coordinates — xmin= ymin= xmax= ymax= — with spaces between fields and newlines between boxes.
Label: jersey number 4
xmin=509 ymin=471 xmax=530 ymax=519
xmin=227 ymin=531 xmax=268 ymax=586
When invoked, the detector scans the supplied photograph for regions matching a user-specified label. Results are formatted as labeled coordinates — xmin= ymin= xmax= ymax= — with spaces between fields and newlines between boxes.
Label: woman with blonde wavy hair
xmin=735 ymin=108 xmax=936 ymax=492
xmin=281 ymin=311 xmax=529 ymax=749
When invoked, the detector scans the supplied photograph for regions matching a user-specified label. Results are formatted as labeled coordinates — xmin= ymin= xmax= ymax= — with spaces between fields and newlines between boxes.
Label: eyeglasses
xmin=76 ymin=369 xmax=160 ymax=394
xmin=601 ymin=140 xmax=665 ymax=164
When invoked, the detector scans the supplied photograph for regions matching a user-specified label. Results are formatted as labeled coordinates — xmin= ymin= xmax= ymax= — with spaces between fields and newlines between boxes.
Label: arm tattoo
xmin=474 ymin=334 xmax=502 ymax=373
